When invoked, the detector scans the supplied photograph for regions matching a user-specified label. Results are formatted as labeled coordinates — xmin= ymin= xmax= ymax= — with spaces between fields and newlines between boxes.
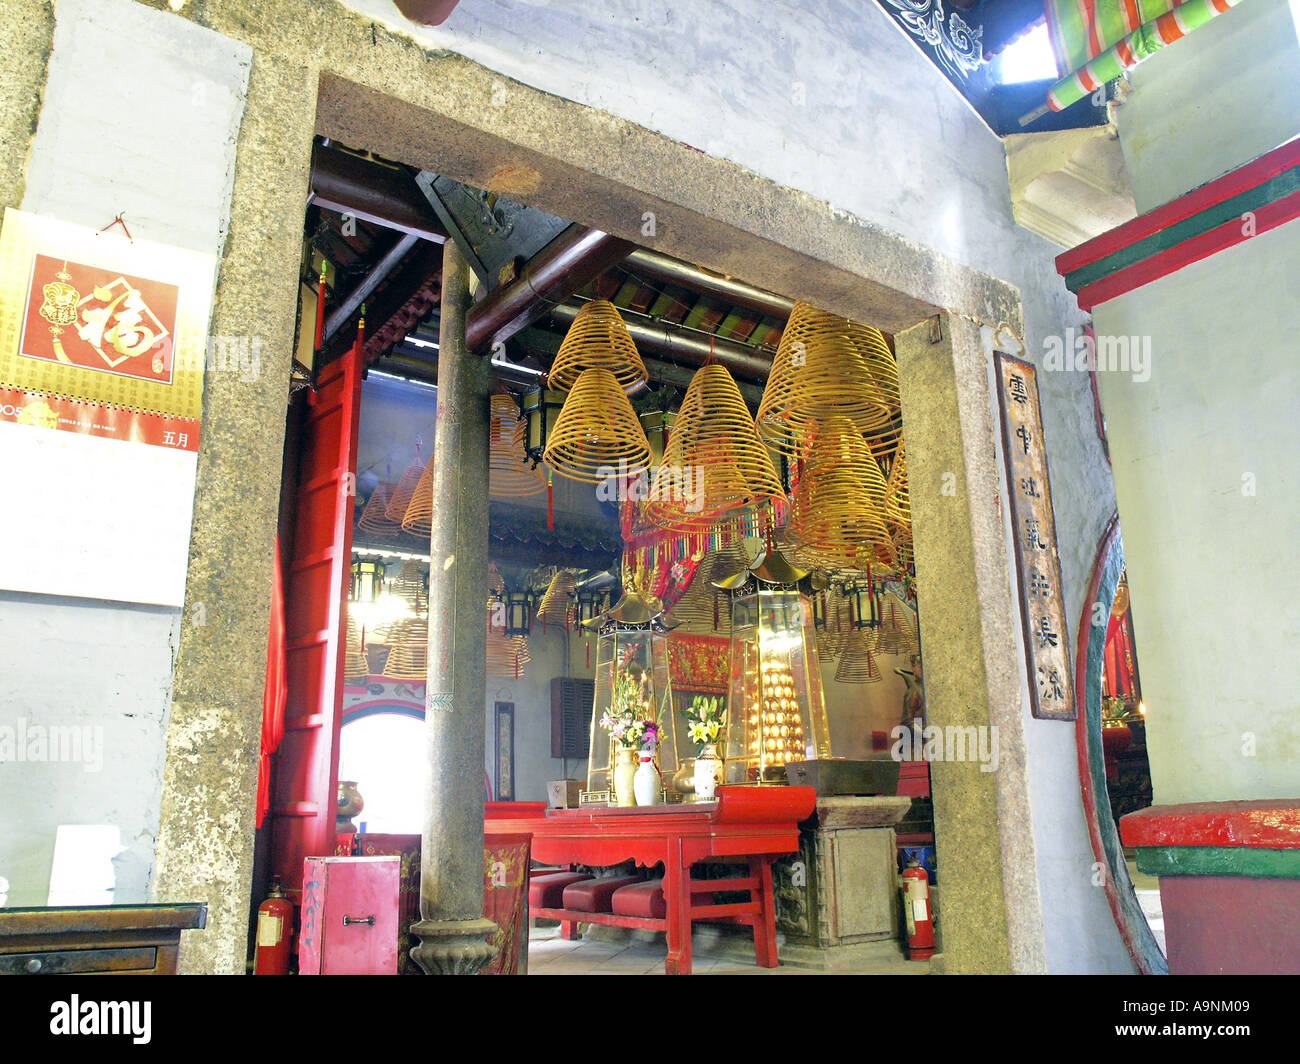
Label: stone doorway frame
xmin=139 ymin=13 xmax=1048 ymax=975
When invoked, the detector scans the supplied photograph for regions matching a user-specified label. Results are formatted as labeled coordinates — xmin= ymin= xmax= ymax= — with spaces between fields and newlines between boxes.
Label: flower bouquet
xmin=682 ymin=694 xmax=725 ymax=753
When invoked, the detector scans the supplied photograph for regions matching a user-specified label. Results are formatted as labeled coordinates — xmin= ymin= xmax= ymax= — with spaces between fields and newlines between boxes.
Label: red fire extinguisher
xmin=902 ymin=858 xmax=936 ymax=961
xmin=253 ymin=875 xmax=294 ymax=975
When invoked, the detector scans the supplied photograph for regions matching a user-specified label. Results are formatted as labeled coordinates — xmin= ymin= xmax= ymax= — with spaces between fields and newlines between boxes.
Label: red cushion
xmin=528 ymin=872 xmax=592 ymax=909
xmin=611 ymin=880 xmax=667 ymax=919
xmin=562 ymin=875 xmax=643 ymax=913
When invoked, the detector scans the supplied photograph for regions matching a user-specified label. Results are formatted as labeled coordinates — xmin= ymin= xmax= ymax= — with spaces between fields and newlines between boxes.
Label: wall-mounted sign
xmin=0 ymin=209 xmax=215 ymax=607
xmin=994 ymin=352 xmax=1076 ymax=722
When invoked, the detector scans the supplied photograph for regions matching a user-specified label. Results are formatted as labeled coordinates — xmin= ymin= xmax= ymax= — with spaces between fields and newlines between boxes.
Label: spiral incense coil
xmin=786 ymin=417 xmax=897 ymax=571
xmin=816 ymin=584 xmax=862 ymax=660
xmin=386 ymin=560 xmax=429 ymax=616
xmin=756 ymin=302 xmax=900 ymax=456
xmin=885 ymin=437 xmax=911 ymax=528
xmin=357 ymin=483 xmax=403 ymax=539
xmin=543 ymin=367 xmax=652 ymax=484
xmin=875 ymin=592 xmax=918 ymax=655
xmin=344 ymin=616 xmax=370 ymax=683
xmin=490 ymin=393 xmax=546 ymax=499
xmin=381 ymin=617 xmax=429 ymax=680
xmin=401 ymin=458 xmax=439 ymax=538
xmin=835 ymin=629 xmax=883 ymax=683
xmin=537 ymin=569 xmax=576 ymax=629
xmin=645 ymin=363 xmax=785 ymax=533
xmin=385 ymin=457 xmax=428 ymax=525
xmin=663 ymin=551 xmax=732 ymax=634
xmin=547 ymin=299 xmax=649 ymax=393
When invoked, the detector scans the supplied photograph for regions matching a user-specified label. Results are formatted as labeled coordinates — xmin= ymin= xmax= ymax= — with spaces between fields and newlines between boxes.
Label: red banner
xmin=0 ymin=383 xmax=199 ymax=451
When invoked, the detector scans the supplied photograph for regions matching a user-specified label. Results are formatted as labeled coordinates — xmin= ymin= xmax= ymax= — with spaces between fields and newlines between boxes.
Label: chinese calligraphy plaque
xmin=995 ymin=352 xmax=1076 ymax=722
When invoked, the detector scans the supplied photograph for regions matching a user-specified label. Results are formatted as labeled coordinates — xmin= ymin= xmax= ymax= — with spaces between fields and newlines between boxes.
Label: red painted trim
xmin=1056 ymin=138 xmax=1300 ymax=275
xmin=1121 ymin=800 xmax=1300 ymax=849
xmin=1073 ymin=515 xmax=1156 ymax=972
xmin=1073 ymin=186 xmax=1300 ymax=310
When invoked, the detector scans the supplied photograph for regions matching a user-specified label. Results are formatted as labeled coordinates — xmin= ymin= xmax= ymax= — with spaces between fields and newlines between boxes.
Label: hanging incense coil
xmin=385 ymin=560 xmax=429 ymax=617
xmin=875 ymin=592 xmax=918 ymax=656
xmin=357 ymin=483 xmax=403 ymax=539
xmin=402 ymin=458 xmax=437 ymax=538
xmin=536 ymin=569 xmax=576 ymax=629
xmin=490 ymin=393 xmax=546 ymax=499
xmin=381 ymin=616 xmax=429 ymax=680
xmin=385 ymin=457 xmax=428 ymax=525
xmin=787 ymin=417 xmax=897 ymax=571
xmin=543 ymin=367 xmax=652 ymax=484
xmin=757 ymin=302 xmax=900 ymax=457
xmin=664 ymin=551 xmax=732 ymax=634
xmin=344 ymin=616 xmax=370 ymax=684
xmin=547 ymin=299 xmax=648 ymax=393
xmin=835 ymin=630 xmax=883 ymax=683
xmin=816 ymin=583 xmax=863 ymax=660
xmin=885 ymin=437 xmax=911 ymax=529
xmin=645 ymin=363 xmax=786 ymax=533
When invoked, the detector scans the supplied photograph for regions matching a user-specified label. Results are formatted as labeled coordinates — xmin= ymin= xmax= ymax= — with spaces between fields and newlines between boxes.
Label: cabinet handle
xmin=25 ymin=958 xmax=42 ymax=973
xmin=342 ymin=915 xmax=375 ymax=927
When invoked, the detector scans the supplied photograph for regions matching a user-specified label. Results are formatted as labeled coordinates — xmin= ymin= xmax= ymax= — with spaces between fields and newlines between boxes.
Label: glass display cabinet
xmin=724 ymin=586 xmax=831 ymax=783
xmin=585 ymin=623 xmax=682 ymax=798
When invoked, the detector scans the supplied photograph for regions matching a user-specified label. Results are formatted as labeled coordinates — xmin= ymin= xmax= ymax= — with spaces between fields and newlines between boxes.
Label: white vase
xmin=694 ymin=744 xmax=722 ymax=801
xmin=633 ymin=757 xmax=660 ymax=807
xmin=613 ymin=748 xmax=638 ymax=807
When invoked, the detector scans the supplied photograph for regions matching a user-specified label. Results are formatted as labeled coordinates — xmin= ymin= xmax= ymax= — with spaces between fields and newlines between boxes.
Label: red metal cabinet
xmin=299 ymin=857 xmax=400 ymax=975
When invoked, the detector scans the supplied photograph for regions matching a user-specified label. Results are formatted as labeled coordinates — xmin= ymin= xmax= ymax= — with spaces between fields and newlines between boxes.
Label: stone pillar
xmin=410 ymin=241 xmax=498 ymax=974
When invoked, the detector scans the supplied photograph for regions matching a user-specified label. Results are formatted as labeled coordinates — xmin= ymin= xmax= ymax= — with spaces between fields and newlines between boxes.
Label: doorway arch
xmin=1075 ymin=514 xmax=1166 ymax=974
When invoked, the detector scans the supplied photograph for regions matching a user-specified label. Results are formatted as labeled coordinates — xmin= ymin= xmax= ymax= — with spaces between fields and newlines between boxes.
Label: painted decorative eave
xmin=1056 ymin=137 xmax=1300 ymax=310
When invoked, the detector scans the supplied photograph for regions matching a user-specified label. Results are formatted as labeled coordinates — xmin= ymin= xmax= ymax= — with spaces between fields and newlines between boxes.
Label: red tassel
xmin=547 ymin=473 xmax=554 ymax=531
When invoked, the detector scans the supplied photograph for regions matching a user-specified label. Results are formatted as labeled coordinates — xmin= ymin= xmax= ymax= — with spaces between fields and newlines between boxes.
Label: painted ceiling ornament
xmin=879 ymin=0 xmax=985 ymax=80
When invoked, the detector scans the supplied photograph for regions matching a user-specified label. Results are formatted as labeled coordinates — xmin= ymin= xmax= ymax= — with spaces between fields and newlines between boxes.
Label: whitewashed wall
xmin=0 ymin=0 xmax=249 ymax=906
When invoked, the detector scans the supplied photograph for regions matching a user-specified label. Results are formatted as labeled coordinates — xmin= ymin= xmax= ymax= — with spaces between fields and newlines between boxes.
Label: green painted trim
xmin=1063 ymin=168 xmax=1300 ymax=291
xmin=1137 ymin=846 xmax=1300 ymax=880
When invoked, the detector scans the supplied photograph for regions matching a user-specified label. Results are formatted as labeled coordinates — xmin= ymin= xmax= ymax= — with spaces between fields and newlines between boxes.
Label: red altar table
xmin=486 ymin=786 xmax=815 ymax=975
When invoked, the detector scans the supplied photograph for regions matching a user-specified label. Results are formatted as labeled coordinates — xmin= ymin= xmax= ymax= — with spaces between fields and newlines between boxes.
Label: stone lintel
xmin=814 ymin=796 xmax=912 ymax=831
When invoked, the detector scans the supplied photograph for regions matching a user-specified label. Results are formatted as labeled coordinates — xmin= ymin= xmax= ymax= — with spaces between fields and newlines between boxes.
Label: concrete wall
xmin=345 ymin=0 xmax=1129 ymax=975
xmin=1093 ymin=220 xmax=1300 ymax=804
xmin=0 ymin=0 xmax=249 ymax=908
xmin=1094 ymin=0 xmax=1300 ymax=805
xmin=1114 ymin=0 xmax=1300 ymax=213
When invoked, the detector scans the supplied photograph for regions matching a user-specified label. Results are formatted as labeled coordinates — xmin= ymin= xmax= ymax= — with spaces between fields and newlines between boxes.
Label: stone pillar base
xmin=410 ymin=917 xmax=499 ymax=975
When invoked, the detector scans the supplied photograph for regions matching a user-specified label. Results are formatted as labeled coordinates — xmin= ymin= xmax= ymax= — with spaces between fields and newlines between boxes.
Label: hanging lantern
xmin=502 ymin=587 xmax=534 ymax=637
xmin=846 ymin=577 xmax=881 ymax=630
xmin=522 ymin=385 xmax=565 ymax=465
xmin=547 ymin=299 xmax=649 ymax=393
xmin=543 ymin=367 xmax=652 ymax=484
xmin=350 ymin=557 xmax=384 ymax=604
xmin=724 ymin=586 xmax=831 ymax=784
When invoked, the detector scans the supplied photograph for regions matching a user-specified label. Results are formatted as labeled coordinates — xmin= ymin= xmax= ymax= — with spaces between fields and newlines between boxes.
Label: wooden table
xmin=0 ymin=904 xmax=207 ymax=975
xmin=487 ymin=786 xmax=815 ymax=975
